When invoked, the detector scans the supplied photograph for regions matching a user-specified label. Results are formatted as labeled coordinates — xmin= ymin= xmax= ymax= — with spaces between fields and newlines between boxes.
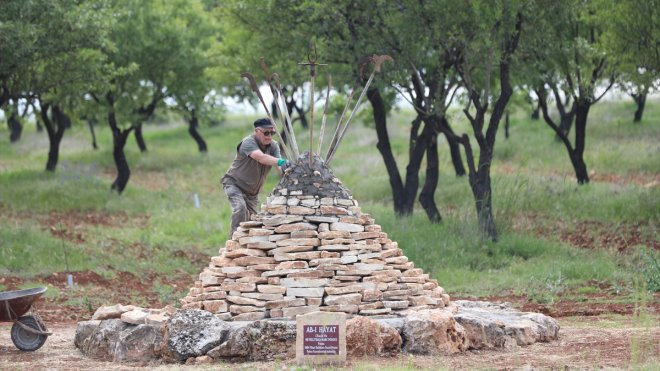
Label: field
xmin=0 ymin=97 xmax=658 ymax=369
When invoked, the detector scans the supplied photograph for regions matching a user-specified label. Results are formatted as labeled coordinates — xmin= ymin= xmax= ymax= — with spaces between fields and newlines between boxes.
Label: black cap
xmin=253 ymin=118 xmax=274 ymax=129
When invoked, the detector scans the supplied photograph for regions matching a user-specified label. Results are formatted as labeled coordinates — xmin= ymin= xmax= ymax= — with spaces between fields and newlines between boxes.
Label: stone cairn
xmin=180 ymin=153 xmax=449 ymax=321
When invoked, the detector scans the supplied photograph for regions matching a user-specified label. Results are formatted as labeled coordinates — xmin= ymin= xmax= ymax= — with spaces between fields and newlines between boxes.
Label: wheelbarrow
xmin=0 ymin=287 xmax=51 ymax=351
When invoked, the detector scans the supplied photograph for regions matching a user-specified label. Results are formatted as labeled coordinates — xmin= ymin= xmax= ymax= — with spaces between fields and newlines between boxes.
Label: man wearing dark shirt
xmin=221 ymin=118 xmax=288 ymax=238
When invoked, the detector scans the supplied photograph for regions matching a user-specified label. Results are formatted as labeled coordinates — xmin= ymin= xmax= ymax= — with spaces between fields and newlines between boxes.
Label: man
xmin=221 ymin=118 xmax=289 ymax=238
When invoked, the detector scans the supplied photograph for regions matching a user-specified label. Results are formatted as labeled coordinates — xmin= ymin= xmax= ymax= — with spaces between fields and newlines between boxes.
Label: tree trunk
xmin=41 ymin=104 xmax=67 ymax=172
xmin=458 ymin=133 xmax=498 ymax=241
xmin=109 ymin=113 xmax=132 ymax=193
xmin=271 ymin=101 xmax=279 ymax=119
xmin=134 ymin=124 xmax=147 ymax=152
xmin=59 ymin=110 xmax=72 ymax=129
xmin=573 ymin=100 xmax=590 ymax=184
xmin=188 ymin=111 xmax=207 ymax=152
xmin=8 ymin=112 xmax=22 ymax=142
xmin=504 ymin=111 xmax=510 ymax=139
xmin=0 ymin=88 xmax=7 ymax=108
xmin=537 ymin=88 xmax=590 ymax=186
xmin=408 ymin=116 xmax=422 ymax=161
xmin=87 ymin=119 xmax=98 ymax=150
xmin=470 ymin=169 xmax=497 ymax=240
xmin=35 ymin=116 xmax=43 ymax=132
xmin=402 ymin=120 xmax=434 ymax=214
xmin=555 ymin=102 xmax=577 ymax=140
xmin=438 ymin=116 xmax=466 ymax=176
xmin=133 ymin=99 xmax=159 ymax=153
xmin=367 ymin=87 xmax=407 ymax=215
xmin=293 ymin=103 xmax=308 ymax=129
xmin=419 ymin=132 xmax=441 ymax=223
xmin=107 ymin=93 xmax=132 ymax=194
xmin=632 ymin=93 xmax=646 ymax=123
xmin=531 ymin=104 xmax=540 ymax=120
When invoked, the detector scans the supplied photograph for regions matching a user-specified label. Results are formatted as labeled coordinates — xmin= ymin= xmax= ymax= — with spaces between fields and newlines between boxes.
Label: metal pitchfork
xmin=299 ymin=45 xmax=327 ymax=166
xmin=259 ymin=58 xmax=300 ymax=159
xmin=325 ymin=54 xmax=393 ymax=166
xmin=240 ymin=72 xmax=295 ymax=161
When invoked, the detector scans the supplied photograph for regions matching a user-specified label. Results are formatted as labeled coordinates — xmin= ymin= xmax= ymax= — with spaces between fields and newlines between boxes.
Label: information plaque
xmin=296 ymin=311 xmax=346 ymax=365
xmin=303 ymin=325 xmax=339 ymax=355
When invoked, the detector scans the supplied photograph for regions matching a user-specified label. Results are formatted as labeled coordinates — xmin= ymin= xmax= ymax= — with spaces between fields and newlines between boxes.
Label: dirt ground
xmin=1 ymin=316 xmax=658 ymax=370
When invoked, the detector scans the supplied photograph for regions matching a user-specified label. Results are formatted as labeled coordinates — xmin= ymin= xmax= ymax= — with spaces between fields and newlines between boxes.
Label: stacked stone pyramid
xmin=180 ymin=153 xmax=449 ymax=321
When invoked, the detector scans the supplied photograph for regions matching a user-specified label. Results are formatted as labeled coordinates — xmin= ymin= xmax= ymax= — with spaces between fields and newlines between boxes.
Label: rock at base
xmin=346 ymin=316 xmax=401 ymax=357
xmin=402 ymin=307 xmax=469 ymax=355
xmin=165 ymin=309 xmax=230 ymax=362
xmin=75 ymin=319 xmax=165 ymax=362
xmin=207 ymin=320 xmax=296 ymax=362
xmin=453 ymin=300 xmax=560 ymax=349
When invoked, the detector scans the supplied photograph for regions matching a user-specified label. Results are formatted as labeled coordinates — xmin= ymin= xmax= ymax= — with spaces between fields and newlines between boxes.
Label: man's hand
xmin=279 ymin=160 xmax=292 ymax=173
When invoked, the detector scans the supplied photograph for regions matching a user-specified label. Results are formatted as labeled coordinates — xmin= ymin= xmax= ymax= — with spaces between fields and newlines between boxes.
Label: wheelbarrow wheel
xmin=11 ymin=315 xmax=48 ymax=351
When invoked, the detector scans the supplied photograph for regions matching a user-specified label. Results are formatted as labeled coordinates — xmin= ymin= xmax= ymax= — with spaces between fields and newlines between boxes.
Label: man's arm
xmin=249 ymin=150 xmax=280 ymax=167
xmin=249 ymin=150 xmax=287 ymax=176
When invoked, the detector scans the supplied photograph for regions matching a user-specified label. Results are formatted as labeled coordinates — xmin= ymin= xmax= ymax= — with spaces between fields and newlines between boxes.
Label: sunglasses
xmin=259 ymin=129 xmax=277 ymax=137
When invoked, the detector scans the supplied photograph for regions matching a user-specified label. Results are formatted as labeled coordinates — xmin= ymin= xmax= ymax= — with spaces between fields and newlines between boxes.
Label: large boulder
xmin=379 ymin=323 xmax=403 ymax=356
xmin=75 ymin=319 xmax=129 ymax=361
xmin=453 ymin=300 xmax=560 ymax=349
xmin=248 ymin=320 xmax=297 ymax=361
xmin=75 ymin=319 xmax=165 ymax=362
xmin=401 ymin=308 xmax=469 ymax=354
xmin=347 ymin=316 xmax=401 ymax=357
xmin=208 ymin=320 xmax=296 ymax=362
xmin=206 ymin=324 xmax=252 ymax=361
xmin=113 ymin=324 xmax=166 ymax=361
xmin=165 ymin=309 xmax=230 ymax=362
xmin=74 ymin=320 xmax=102 ymax=351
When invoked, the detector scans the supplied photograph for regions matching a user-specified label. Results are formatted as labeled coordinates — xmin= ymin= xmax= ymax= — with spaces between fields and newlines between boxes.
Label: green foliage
xmin=0 ymin=222 xmax=88 ymax=276
xmin=639 ymin=248 xmax=660 ymax=292
xmin=0 ymin=0 xmax=116 ymax=104
xmin=602 ymin=0 xmax=660 ymax=96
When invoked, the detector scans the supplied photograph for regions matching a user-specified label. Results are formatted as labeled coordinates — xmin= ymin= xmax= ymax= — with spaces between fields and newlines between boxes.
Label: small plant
xmin=528 ymin=273 xmax=566 ymax=305
xmin=153 ymin=280 xmax=177 ymax=304
xmin=83 ymin=296 xmax=94 ymax=312
xmin=639 ymin=248 xmax=660 ymax=292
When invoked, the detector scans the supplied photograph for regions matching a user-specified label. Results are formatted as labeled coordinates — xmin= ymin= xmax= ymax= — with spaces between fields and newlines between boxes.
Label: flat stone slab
xmin=453 ymin=300 xmax=560 ymax=349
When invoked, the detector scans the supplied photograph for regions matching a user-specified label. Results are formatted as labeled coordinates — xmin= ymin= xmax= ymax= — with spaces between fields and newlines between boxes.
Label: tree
xmin=451 ymin=0 xmax=526 ymax=240
xmin=166 ymin=0 xmax=223 ymax=153
xmin=530 ymin=0 xmax=616 ymax=184
xmin=4 ymin=101 xmax=22 ymax=142
xmin=213 ymin=0 xmax=314 ymax=141
xmin=99 ymin=0 xmax=219 ymax=192
xmin=0 ymin=0 xmax=114 ymax=171
xmin=604 ymin=0 xmax=660 ymax=122
xmin=383 ymin=0 xmax=471 ymax=222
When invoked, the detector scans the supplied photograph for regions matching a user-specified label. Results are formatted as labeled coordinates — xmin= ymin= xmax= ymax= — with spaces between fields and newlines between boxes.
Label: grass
xmin=0 ymin=96 xmax=658 ymax=310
